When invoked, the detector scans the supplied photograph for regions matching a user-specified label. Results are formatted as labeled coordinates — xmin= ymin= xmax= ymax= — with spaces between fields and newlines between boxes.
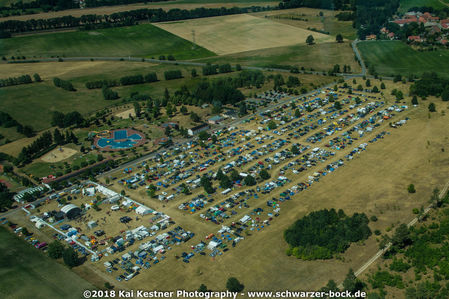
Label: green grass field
xmin=0 ymin=226 xmax=94 ymax=298
xmin=399 ymin=0 xmax=447 ymax=13
xmin=0 ymin=24 xmax=215 ymax=59
xmin=196 ymin=41 xmax=360 ymax=73
xmin=358 ymin=41 xmax=449 ymax=78
xmin=0 ymin=62 xmax=210 ymax=131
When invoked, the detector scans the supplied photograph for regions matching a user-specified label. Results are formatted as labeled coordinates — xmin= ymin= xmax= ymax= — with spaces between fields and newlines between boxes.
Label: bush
xmin=226 ymin=277 xmax=244 ymax=292
xmin=408 ymin=184 xmax=416 ymax=193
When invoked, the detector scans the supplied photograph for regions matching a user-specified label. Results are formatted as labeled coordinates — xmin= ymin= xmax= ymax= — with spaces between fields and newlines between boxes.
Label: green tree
xmin=412 ymin=96 xmax=418 ymax=105
xmin=391 ymin=224 xmax=410 ymax=249
xmin=408 ymin=184 xmax=416 ymax=193
xmin=294 ymin=109 xmax=301 ymax=118
xmin=372 ymin=86 xmax=379 ymax=93
xmin=442 ymin=88 xmax=449 ymax=102
xmin=260 ymin=169 xmax=271 ymax=180
xmin=53 ymin=128 xmax=65 ymax=145
xmin=267 ymin=120 xmax=277 ymax=130
xmin=334 ymin=101 xmax=342 ymax=110
xmin=366 ymin=79 xmax=371 ymax=87
xmin=190 ymin=112 xmax=201 ymax=122
xmin=198 ymin=131 xmax=210 ymax=141
xmin=236 ymin=64 xmax=242 ymax=71
xmin=380 ymin=82 xmax=386 ymax=89
xmin=48 ymin=241 xmax=65 ymax=259
xmin=291 ymin=145 xmax=300 ymax=155
xmin=200 ymin=175 xmax=214 ymax=194
xmin=428 ymin=103 xmax=436 ymax=112
xmin=306 ymin=35 xmax=315 ymax=45
xmin=191 ymin=68 xmax=197 ymax=78
xmin=33 ymin=73 xmax=42 ymax=82
xmin=336 ymin=34 xmax=343 ymax=43
xmin=62 ymin=247 xmax=79 ymax=268
xmin=180 ymin=106 xmax=188 ymax=115
xmin=198 ymin=284 xmax=208 ymax=292
xmin=244 ymin=175 xmax=256 ymax=186
xmin=220 ymin=174 xmax=233 ymax=189
xmin=226 ymin=277 xmax=244 ymax=292
xmin=165 ymin=126 xmax=171 ymax=137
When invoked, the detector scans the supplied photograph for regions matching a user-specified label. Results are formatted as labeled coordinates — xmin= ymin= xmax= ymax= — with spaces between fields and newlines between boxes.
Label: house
xmin=408 ymin=35 xmax=422 ymax=42
xmin=440 ymin=19 xmax=449 ymax=29
xmin=161 ymin=122 xmax=179 ymax=130
xmin=208 ymin=115 xmax=224 ymax=125
xmin=365 ymin=34 xmax=377 ymax=40
xmin=188 ymin=123 xmax=210 ymax=136
xmin=387 ymin=32 xmax=395 ymax=40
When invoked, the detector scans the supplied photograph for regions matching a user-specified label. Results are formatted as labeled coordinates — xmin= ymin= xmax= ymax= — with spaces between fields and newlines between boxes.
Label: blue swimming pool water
xmin=128 ymin=133 xmax=142 ymax=140
xmin=114 ymin=129 xmax=127 ymax=140
xmin=97 ymin=130 xmax=142 ymax=149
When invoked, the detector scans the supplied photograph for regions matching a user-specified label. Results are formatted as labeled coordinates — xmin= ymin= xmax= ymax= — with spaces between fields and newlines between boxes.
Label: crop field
xmin=0 ymin=0 xmax=280 ymax=21
xmin=358 ymin=41 xmax=449 ymax=79
xmin=0 ymin=226 xmax=94 ymax=298
xmin=12 ymin=76 xmax=449 ymax=294
xmin=197 ymin=42 xmax=360 ymax=73
xmin=0 ymin=24 xmax=215 ymax=59
xmin=155 ymin=14 xmax=334 ymax=55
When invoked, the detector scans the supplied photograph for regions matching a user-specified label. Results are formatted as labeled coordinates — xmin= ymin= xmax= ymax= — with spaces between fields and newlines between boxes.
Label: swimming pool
xmin=97 ymin=129 xmax=143 ymax=150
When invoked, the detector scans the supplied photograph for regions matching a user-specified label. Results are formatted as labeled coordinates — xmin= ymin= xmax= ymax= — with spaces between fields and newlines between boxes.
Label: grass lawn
xmin=358 ymin=41 xmax=449 ymax=79
xmin=399 ymin=0 xmax=447 ymax=13
xmin=0 ymin=226 xmax=94 ymax=298
xmin=196 ymin=41 xmax=360 ymax=73
xmin=0 ymin=24 xmax=215 ymax=59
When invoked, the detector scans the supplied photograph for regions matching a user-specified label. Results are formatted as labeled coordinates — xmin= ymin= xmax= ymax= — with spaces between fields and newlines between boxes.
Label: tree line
xmin=0 ymin=73 xmax=41 ymax=88
xmin=0 ymin=6 xmax=271 ymax=33
xmin=284 ymin=208 xmax=372 ymax=260
xmin=53 ymin=77 xmax=75 ymax=91
xmin=0 ymin=111 xmax=35 ymax=137
xmin=1 ymin=0 xmax=169 ymax=15
xmin=51 ymin=111 xmax=86 ymax=128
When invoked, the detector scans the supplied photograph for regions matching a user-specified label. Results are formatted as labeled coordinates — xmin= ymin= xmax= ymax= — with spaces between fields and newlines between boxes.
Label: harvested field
xmin=0 ymin=0 xmax=280 ymax=22
xmin=41 ymin=147 xmax=78 ymax=163
xmin=155 ymin=14 xmax=334 ymax=55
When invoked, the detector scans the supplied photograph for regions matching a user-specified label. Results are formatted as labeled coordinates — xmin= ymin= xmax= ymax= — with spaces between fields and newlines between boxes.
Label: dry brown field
xmin=155 ymin=14 xmax=334 ymax=55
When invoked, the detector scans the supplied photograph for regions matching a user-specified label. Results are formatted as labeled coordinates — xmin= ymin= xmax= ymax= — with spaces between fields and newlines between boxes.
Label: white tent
xmin=136 ymin=206 xmax=151 ymax=215
xmin=207 ymin=241 xmax=219 ymax=250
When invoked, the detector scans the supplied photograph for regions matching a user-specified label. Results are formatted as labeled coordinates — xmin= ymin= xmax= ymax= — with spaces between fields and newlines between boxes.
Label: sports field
xmin=0 ymin=24 xmax=215 ymax=59
xmin=358 ymin=41 xmax=449 ymax=78
xmin=155 ymin=14 xmax=334 ymax=55
xmin=0 ymin=226 xmax=93 ymax=298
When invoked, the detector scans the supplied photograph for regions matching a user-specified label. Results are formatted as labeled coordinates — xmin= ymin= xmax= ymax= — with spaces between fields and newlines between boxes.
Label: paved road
xmin=338 ymin=180 xmax=449 ymax=288
xmin=351 ymin=39 xmax=366 ymax=77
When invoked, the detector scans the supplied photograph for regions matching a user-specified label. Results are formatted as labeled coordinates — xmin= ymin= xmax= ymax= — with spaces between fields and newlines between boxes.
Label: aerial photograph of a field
xmin=1 ymin=0 xmax=449 ymax=298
